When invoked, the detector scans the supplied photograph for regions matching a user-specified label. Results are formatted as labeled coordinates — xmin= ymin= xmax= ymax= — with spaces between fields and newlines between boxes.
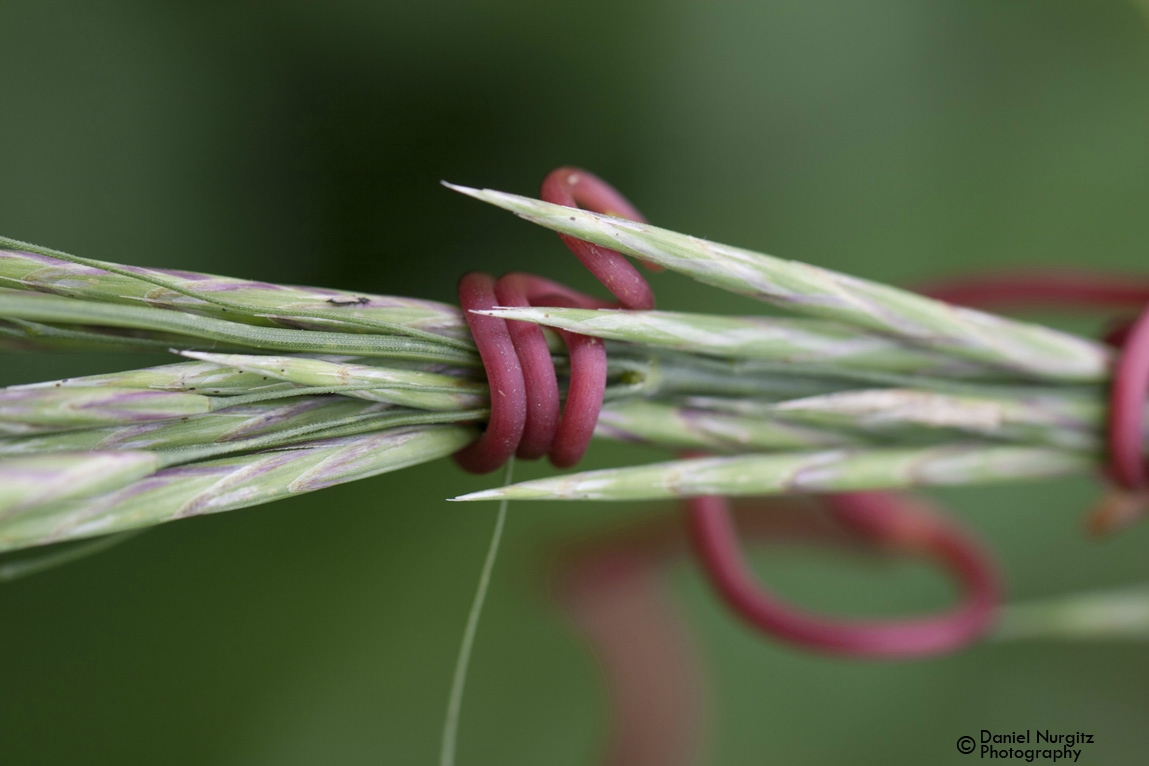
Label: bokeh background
xmin=2 ymin=1 xmax=1149 ymax=763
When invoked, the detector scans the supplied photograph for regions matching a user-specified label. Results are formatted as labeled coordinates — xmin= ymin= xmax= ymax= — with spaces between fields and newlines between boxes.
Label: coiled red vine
xmin=453 ymin=166 xmax=1148 ymax=660
xmin=452 ymin=168 xmax=653 ymax=474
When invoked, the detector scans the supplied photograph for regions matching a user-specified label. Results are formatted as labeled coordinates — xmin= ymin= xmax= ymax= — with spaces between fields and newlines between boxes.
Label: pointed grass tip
xmin=440 ymin=181 xmax=536 ymax=219
xmin=448 ymin=488 xmax=507 ymax=502
xmin=440 ymin=181 xmax=485 ymax=200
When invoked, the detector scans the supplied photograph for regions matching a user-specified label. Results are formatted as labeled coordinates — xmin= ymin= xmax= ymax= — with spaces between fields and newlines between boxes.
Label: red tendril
xmin=553 ymin=496 xmax=990 ymax=759
xmin=453 ymin=168 xmax=654 ymax=473
xmin=450 ymin=170 xmax=1149 ymax=764
xmin=686 ymin=492 xmax=999 ymax=657
xmin=538 ymin=168 xmax=658 ymax=311
xmin=457 ymin=170 xmax=1149 ymax=656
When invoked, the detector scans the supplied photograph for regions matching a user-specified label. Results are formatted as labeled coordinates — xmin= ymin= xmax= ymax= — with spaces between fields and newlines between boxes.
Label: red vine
xmin=448 ymin=167 xmax=1149 ymax=766
xmin=452 ymin=166 xmax=1022 ymax=659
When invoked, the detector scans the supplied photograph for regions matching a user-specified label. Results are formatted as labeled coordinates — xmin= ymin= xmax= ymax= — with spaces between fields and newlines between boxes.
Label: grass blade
xmin=0 ymin=452 xmax=163 ymax=516
xmin=180 ymin=351 xmax=487 ymax=411
xmin=0 ymin=243 xmax=471 ymax=347
xmin=0 ymin=288 xmax=477 ymax=364
xmin=0 ymin=424 xmax=476 ymax=551
xmin=0 ymin=398 xmax=392 ymax=455
xmin=480 ymin=307 xmax=1004 ymax=378
xmin=448 ymin=184 xmax=1110 ymax=382
xmin=597 ymin=400 xmax=865 ymax=452
xmin=452 ymin=445 xmax=1093 ymax=502
xmin=997 ymin=586 xmax=1149 ymax=641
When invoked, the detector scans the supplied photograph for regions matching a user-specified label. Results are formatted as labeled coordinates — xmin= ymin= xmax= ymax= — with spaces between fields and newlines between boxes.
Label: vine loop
xmin=456 ymin=167 xmax=1003 ymax=658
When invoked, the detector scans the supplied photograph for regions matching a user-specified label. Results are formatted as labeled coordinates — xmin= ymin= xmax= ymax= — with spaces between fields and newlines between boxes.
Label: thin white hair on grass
xmin=0 ymin=529 xmax=143 ymax=583
xmin=440 ymin=458 xmax=514 ymax=766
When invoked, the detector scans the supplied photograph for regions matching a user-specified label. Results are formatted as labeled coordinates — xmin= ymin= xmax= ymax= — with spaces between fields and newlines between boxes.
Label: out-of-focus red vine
xmin=451 ymin=169 xmax=1149 ymax=764
xmin=454 ymin=166 xmax=1007 ymax=659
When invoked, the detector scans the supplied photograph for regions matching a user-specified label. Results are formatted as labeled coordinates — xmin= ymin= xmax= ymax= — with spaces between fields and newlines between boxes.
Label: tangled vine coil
xmin=453 ymin=166 xmax=1149 ymax=659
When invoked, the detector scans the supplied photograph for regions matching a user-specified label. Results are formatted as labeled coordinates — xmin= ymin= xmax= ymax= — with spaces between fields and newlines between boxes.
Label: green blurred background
xmin=2 ymin=1 xmax=1149 ymax=763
